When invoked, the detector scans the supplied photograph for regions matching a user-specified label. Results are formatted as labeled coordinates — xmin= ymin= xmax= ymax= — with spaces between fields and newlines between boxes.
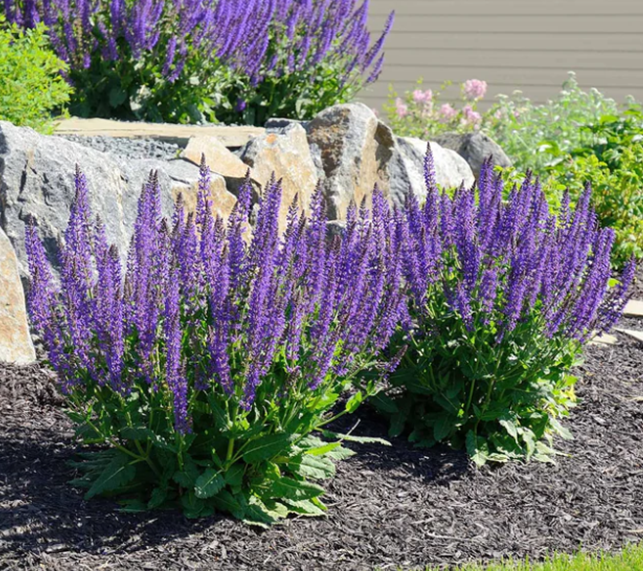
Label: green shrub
xmin=483 ymin=72 xmax=620 ymax=177
xmin=376 ymin=151 xmax=634 ymax=465
xmin=0 ymin=16 xmax=71 ymax=132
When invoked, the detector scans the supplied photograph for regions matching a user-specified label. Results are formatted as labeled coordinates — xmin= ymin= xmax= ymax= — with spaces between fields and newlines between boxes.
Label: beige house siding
xmin=360 ymin=0 xmax=643 ymax=112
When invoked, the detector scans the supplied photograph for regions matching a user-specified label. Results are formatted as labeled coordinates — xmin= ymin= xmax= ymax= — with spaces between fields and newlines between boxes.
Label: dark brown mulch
xmin=627 ymin=264 xmax=643 ymax=301
xmin=1 ymin=335 xmax=643 ymax=571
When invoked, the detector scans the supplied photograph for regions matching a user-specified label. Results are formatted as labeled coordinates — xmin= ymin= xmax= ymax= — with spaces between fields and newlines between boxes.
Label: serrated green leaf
xmin=433 ymin=415 xmax=452 ymax=442
xmin=242 ymin=433 xmax=293 ymax=464
xmin=268 ymin=476 xmax=325 ymax=501
xmin=121 ymin=426 xmax=154 ymax=441
xmin=466 ymin=431 xmax=489 ymax=467
xmin=283 ymin=498 xmax=326 ymax=517
xmin=295 ymin=454 xmax=335 ymax=480
xmin=321 ymin=430 xmax=391 ymax=447
xmin=195 ymin=469 xmax=225 ymax=499
xmin=148 ymin=487 xmax=167 ymax=509
xmin=499 ymin=419 xmax=519 ymax=442
xmin=224 ymin=463 xmax=245 ymax=488
xmin=84 ymin=452 xmax=136 ymax=500
xmin=324 ymin=445 xmax=355 ymax=461
xmin=304 ymin=442 xmax=341 ymax=456
xmin=212 ymin=490 xmax=246 ymax=519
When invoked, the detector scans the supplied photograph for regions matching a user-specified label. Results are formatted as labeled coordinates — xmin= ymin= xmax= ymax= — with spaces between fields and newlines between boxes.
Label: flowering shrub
xmin=375 ymin=149 xmax=635 ymax=465
xmin=0 ymin=16 xmax=71 ymax=132
xmin=26 ymin=160 xmax=405 ymax=522
xmin=483 ymin=72 xmax=621 ymax=177
xmin=3 ymin=0 xmax=393 ymax=125
xmin=383 ymin=78 xmax=487 ymax=140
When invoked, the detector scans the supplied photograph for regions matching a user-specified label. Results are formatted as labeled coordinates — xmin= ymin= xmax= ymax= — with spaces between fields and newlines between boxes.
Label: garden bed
xmin=1 ymin=328 xmax=643 ymax=571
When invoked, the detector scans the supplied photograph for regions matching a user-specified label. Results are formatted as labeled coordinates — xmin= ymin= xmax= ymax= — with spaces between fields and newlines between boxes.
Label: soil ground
xmin=1 ymin=327 xmax=642 ymax=571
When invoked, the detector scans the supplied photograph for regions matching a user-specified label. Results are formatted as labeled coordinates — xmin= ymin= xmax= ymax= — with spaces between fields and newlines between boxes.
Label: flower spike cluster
xmin=398 ymin=146 xmax=635 ymax=343
xmin=26 ymin=161 xmax=404 ymax=433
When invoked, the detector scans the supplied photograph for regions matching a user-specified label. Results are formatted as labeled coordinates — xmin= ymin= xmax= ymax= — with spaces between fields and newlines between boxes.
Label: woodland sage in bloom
xmin=26 ymin=160 xmax=405 ymax=522
xmin=377 ymin=148 xmax=635 ymax=465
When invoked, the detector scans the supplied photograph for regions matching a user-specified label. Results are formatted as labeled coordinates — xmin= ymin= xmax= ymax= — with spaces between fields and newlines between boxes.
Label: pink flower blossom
xmin=395 ymin=97 xmax=409 ymax=118
xmin=439 ymin=103 xmax=457 ymax=121
xmin=412 ymin=89 xmax=433 ymax=104
xmin=462 ymin=104 xmax=482 ymax=126
xmin=463 ymin=79 xmax=487 ymax=101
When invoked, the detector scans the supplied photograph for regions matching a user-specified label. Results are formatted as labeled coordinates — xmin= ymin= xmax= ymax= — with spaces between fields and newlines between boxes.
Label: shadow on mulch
xmin=1 ymin=332 xmax=643 ymax=571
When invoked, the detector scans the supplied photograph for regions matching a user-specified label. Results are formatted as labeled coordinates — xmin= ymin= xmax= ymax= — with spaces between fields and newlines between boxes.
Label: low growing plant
xmin=376 ymin=150 xmax=635 ymax=465
xmin=0 ymin=15 xmax=71 ymax=132
xmin=26 ymin=161 xmax=405 ymax=523
xmin=383 ymin=78 xmax=487 ymax=140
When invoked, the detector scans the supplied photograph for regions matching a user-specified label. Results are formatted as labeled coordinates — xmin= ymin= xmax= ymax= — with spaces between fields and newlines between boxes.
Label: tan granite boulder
xmin=241 ymin=122 xmax=318 ymax=230
xmin=181 ymin=135 xmax=250 ymax=179
xmin=306 ymin=103 xmax=393 ymax=220
xmin=0 ymin=228 xmax=36 ymax=364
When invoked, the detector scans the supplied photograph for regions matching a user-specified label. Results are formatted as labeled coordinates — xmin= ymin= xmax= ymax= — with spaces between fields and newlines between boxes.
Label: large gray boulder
xmin=306 ymin=104 xmax=476 ymax=218
xmin=435 ymin=131 xmax=512 ymax=178
xmin=0 ymin=227 xmax=36 ymax=364
xmin=388 ymin=137 xmax=475 ymax=206
xmin=0 ymin=121 xmax=234 ymax=277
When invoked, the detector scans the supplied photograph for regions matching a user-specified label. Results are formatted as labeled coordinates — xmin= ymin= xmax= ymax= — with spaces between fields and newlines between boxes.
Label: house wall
xmin=360 ymin=0 xmax=643 ymax=112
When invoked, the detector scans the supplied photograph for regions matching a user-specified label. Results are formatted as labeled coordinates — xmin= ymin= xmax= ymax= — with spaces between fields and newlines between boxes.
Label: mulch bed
xmin=1 ymin=332 xmax=643 ymax=571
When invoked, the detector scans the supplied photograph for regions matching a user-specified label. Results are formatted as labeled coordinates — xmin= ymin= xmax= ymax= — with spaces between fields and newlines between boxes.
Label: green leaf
xmin=268 ymin=476 xmax=325 ymax=501
xmin=324 ymin=445 xmax=356 ymax=461
xmin=195 ymin=469 xmax=226 ymax=499
xmin=344 ymin=391 xmax=364 ymax=413
xmin=465 ymin=431 xmax=490 ymax=467
xmin=242 ymin=433 xmax=293 ymax=464
xmin=109 ymin=86 xmax=127 ymax=108
xmin=224 ymin=463 xmax=245 ymax=488
xmin=118 ymin=499 xmax=148 ymax=513
xmin=84 ymin=452 xmax=136 ymax=500
xmin=321 ymin=430 xmax=391 ymax=447
xmin=121 ymin=426 xmax=154 ymax=441
xmin=432 ymin=415 xmax=452 ymax=442
xmin=212 ymin=490 xmax=246 ymax=519
xmin=499 ymin=419 xmax=519 ymax=442
xmin=295 ymin=454 xmax=336 ymax=480
xmin=147 ymin=487 xmax=167 ymax=509
xmin=549 ymin=417 xmax=574 ymax=440
xmin=172 ymin=455 xmax=200 ymax=488
xmin=304 ymin=441 xmax=341 ymax=456
xmin=283 ymin=498 xmax=326 ymax=517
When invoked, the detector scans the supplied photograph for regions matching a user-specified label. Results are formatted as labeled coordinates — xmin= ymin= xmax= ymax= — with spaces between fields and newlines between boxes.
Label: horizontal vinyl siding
xmin=359 ymin=0 xmax=643 ymax=112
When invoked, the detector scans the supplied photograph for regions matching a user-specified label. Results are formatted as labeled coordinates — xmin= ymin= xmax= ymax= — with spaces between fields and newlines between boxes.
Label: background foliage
xmin=0 ymin=16 xmax=71 ymax=132
xmin=2 ymin=0 xmax=393 ymax=125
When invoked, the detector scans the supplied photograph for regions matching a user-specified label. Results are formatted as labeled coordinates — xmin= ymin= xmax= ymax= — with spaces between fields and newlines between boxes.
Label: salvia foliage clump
xmin=3 ymin=0 xmax=393 ymax=124
xmin=26 ymin=160 xmax=405 ymax=523
xmin=378 ymin=149 xmax=635 ymax=465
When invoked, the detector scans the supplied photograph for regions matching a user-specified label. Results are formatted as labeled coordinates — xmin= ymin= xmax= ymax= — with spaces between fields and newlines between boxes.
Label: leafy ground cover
xmin=1 ymin=320 xmax=642 ymax=570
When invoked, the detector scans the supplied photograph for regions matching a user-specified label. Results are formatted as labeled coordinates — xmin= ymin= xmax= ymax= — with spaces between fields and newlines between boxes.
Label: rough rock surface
xmin=307 ymin=103 xmax=394 ymax=220
xmin=388 ymin=137 xmax=475 ymax=206
xmin=0 ymin=122 xmax=234 ymax=276
xmin=0 ymin=228 xmax=35 ymax=364
xmin=241 ymin=122 xmax=317 ymax=227
xmin=436 ymin=131 xmax=512 ymax=177
xmin=180 ymin=135 xmax=250 ymax=179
